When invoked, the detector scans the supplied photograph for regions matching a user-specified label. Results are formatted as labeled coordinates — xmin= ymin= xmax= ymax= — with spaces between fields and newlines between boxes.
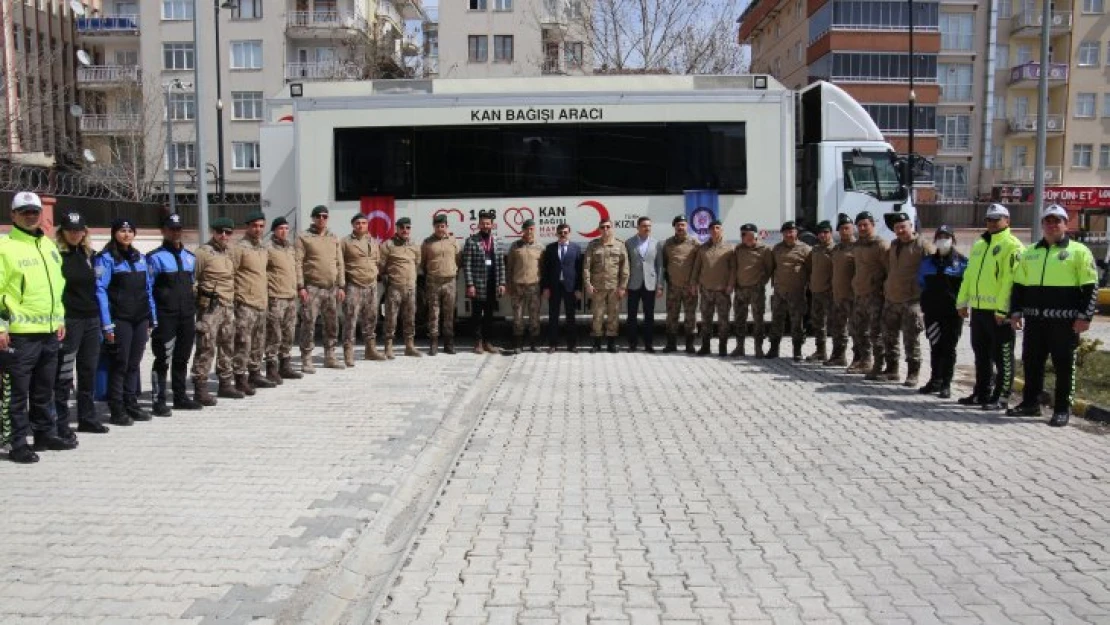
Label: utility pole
xmin=193 ymin=0 xmax=210 ymax=239
xmin=1032 ymin=0 xmax=1052 ymax=243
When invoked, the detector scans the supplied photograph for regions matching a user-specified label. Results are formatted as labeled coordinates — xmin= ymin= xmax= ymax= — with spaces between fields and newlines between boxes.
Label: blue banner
xmin=685 ymin=190 xmax=719 ymax=244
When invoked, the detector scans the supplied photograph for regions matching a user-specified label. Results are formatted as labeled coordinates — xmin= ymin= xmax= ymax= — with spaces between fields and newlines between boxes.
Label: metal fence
xmin=0 ymin=191 xmax=257 ymax=229
xmin=916 ymin=202 xmax=1036 ymax=228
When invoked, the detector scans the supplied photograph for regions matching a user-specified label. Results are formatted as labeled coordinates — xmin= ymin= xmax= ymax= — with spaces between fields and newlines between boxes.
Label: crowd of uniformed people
xmin=0 ymin=191 xmax=1100 ymax=464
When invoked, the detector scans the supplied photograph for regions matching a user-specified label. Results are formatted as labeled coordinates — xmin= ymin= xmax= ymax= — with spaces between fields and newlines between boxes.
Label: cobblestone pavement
xmin=374 ymin=347 xmax=1110 ymax=625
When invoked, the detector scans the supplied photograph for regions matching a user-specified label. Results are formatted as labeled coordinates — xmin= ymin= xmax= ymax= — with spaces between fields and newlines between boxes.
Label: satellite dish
xmin=70 ymin=0 xmax=86 ymax=16
xmin=83 ymin=149 xmax=97 ymax=163
xmin=76 ymin=50 xmax=92 ymax=66
xmin=69 ymin=104 xmax=84 ymax=118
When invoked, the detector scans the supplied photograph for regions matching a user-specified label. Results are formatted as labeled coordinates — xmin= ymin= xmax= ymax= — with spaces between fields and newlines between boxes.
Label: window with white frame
xmin=162 ymin=0 xmax=193 ymax=20
xmin=1101 ymin=145 xmax=1110 ymax=168
xmin=937 ymin=114 xmax=971 ymax=152
xmin=493 ymin=35 xmax=513 ymax=62
xmin=565 ymin=42 xmax=584 ymax=68
xmin=233 ymin=0 xmax=262 ymax=18
xmin=468 ymin=35 xmax=488 ymax=62
xmin=1079 ymin=41 xmax=1100 ymax=66
xmin=233 ymin=142 xmax=261 ymax=170
xmin=163 ymin=43 xmax=195 ymax=70
xmin=995 ymin=44 xmax=1009 ymax=69
xmin=167 ymin=142 xmax=195 ymax=170
xmin=998 ymin=0 xmax=1012 ymax=18
xmin=493 ymin=0 xmax=511 ymax=10
xmin=935 ymin=164 xmax=968 ymax=199
xmin=469 ymin=0 xmax=486 ymax=9
xmin=230 ymin=40 xmax=262 ymax=69
xmin=1083 ymin=0 xmax=1104 ymax=13
xmin=166 ymin=91 xmax=195 ymax=120
xmin=1073 ymin=143 xmax=1094 ymax=168
xmin=938 ymin=63 xmax=973 ymax=102
xmin=231 ymin=91 xmax=263 ymax=120
xmin=940 ymin=13 xmax=974 ymax=51
xmin=1076 ymin=92 xmax=1097 ymax=117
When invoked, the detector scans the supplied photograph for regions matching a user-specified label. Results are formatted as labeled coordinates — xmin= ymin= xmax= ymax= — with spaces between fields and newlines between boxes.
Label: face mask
xmin=935 ymin=239 xmax=953 ymax=254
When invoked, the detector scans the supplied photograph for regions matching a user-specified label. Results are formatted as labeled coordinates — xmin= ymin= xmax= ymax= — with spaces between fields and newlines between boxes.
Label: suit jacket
xmin=462 ymin=234 xmax=506 ymax=301
xmin=625 ymin=235 xmax=662 ymax=291
xmin=541 ymin=240 xmax=583 ymax=293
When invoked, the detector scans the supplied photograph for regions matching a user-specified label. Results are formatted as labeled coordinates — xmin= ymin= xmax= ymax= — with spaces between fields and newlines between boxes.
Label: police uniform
xmin=265 ymin=217 xmax=302 ymax=382
xmin=690 ymin=226 xmax=735 ymax=355
xmin=583 ymin=234 xmax=630 ymax=352
xmin=1007 ymin=205 xmax=1100 ymax=426
xmin=381 ymin=217 xmax=422 ymax=358
xmin=767 ymin=222 xmax=812 ymax=360
xmin=147 ymin=213 xmax=200 ymax=414
xmin=422 ymin=214 xmax=461 ymax=355
xmin=917 ymin=226 xmax=968 ymax=398
xmin=191 ymin=218 xmax=239 ymax=404
xmin=805 ymin=221 xmax=835 ymax=362
xmin=660 ymin=216 xmax=699 ymax=353
xmin=732 ymin=223 xmax=772 ymax=357
xmin=828 ymin=215 xmax=856 ymax=367
xmin=874 ymin=214 xmax=931 ymax=385
xmin=232 ymin=212 xmax=273 ymax=395
xmin=342 ymin=216 xmax=382 ymax=366
xmin=296 ymin=205 xmax=345 ymax=371
xmin=849 ymin=211 xmax=890 ymax=374
xmin=507 ymin=220 xmax=545 ymax=351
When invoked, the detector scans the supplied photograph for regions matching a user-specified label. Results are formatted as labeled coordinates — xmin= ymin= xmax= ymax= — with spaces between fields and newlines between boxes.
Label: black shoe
xmin=173 ymin=396 xmax=204 ymax=410
xmin=917 ymin=380 xmax=941 ymax=395
xmin=937 ymin=386 xmax=952 ymax=399
xmin=33 ymin=434 xmax=78 ymax=451
xmin=590 ymin=339 xmax=602 ymax=354
xmin=981 ymin=398 xmax=1006 ymax=411
xmin=152 ymin=402 xmax=173 ymax=417
xmin=644 ymin=344 xmax=655 ymax=354
xmin=77 ymin=421 xmax=110 ymax=434
xmin=8 ymin=445 xmax=39 ymax=464
xmin=1006 ymin=403 xmax=1042 ymax=417
xmin=607 ymin=338 xmax=618 ymax=353
xmin=57 ymin=424 xmax=78 ymax=444
xmin=127 ymin=405 xmax=153 ymax=422
xmin=1048 ymin=412 xmax=1070 ymax=427
xmin=628 ymin=341 xmax=638 ymax=352
xmin=957 ymin=393 xmax=985 ymax=406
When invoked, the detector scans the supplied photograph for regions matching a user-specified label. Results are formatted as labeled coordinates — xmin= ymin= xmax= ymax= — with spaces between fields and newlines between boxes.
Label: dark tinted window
xmin=578 ymin=124 xmax=667 ymax=194
xmin=334 ymin=128 xmax=412 ymax=199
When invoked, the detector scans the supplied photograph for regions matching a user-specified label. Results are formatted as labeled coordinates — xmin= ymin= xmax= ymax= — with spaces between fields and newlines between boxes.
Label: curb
xmin=1012 ymin=376 xmax=1110 ymax=424
xmin=296 ymin=355 xmax=513 ymax=624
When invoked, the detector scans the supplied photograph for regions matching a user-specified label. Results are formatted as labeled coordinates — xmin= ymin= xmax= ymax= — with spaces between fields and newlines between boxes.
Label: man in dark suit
xmin=541 ymin=223 xmax=583 ymax=353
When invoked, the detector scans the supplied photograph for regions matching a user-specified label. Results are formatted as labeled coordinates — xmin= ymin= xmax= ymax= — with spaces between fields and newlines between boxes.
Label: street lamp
xmin=164 ymin=78 xmax=192 ymax=216
xmin=192 ymin=0 xmax=211 ymax=239
xmin=214 ymin=0 xmax=237 ymax=204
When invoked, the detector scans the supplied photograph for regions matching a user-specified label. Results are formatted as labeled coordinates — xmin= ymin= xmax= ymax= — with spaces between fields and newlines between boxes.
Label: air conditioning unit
xmin=1045 ymin=169 xmax=1057 ymax=181
xmin=1046 ymin=117 xmax=1060 ymax=130
xmin=1052 ymin=14 xmax=1063 ymax=25
xmin=1024 ymin=118 xmax=1037 ymax=131
xmin=1049 ymin=66 xmax=1065 ymax=78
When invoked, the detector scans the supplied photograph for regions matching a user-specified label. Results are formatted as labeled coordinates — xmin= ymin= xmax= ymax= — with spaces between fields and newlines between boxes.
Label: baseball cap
xmin=162 ymin=213 xmax=184 ymax=229
xmin=60 ymin=211 xmax=87 ymax=231
xmin=12 ymin=191 xmax=43 ymax=212
xmin=1042 ymin=204 xmax=1068 ymax=221
xmin=985 ymin=203 xmax=1010 ymax=219
xmin=934 ymin=225 xmax=954 ymax=239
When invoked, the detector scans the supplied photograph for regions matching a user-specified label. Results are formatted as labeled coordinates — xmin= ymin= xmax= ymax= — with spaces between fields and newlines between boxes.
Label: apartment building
xmin=76 ymin=0 xmax=420 ymax=199
xmin=425 ymin=0 xmax=590 ymax=78
xmin=1 ymin=0 xmax=93 ymax=167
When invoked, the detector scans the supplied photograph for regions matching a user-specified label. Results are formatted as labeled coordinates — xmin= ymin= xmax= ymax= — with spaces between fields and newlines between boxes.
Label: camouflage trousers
xmin=699 ymin=288 xmax=731 ymax=341
xmin=809 ymin=291 xmax=833 ymax=343
xmin=266 ymin=297 xmax=297 ymax=365
xmin=829 ymin=297 xmax=854 ymax=354
xmin=384 ymin=285 xmax=417 ymax=341
xmin=882 ymin=300 xmax=924 ymax=365
xmin=852 ymin=292 xmax=885 ymax=362
xmin=192 ymin=302 xmax=235 ymax=382
xmin=733 ymin=285 xmax=766 ymax=341
xmin=665 ymin=286 xmax=697 ymax=336
xmin=511 ymin=283 xmax=542 ymax=338
xmin=590 ymin=289 xmax=621 ymax=337
xmin=769 ymin=290 xmax=807 ymax=343
xmin=233 ymin=303 xmax=266 ymax=375
xmin=299 ymin=285 xmax=339 ymax=353
xmin=343 ymin=283 xmax=379 ymax=346
xmin=425 ymin=276 xmax=457 ymax=339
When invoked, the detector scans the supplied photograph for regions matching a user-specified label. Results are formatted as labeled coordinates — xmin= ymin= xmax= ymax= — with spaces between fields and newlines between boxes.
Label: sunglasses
xmin=314 ymin=214 xmax=329 ymax=220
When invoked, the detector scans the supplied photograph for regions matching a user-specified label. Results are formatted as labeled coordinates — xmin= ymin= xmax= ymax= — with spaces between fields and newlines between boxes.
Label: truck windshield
xmin=843 ymin=152 xmax=905 ymax=201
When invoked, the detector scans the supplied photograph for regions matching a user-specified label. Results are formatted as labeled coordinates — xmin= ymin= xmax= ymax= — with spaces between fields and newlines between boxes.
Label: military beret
xmin=780 ymin=220 xmax=797 ymax=232
xmin=889 ymin=211 xmax=911 ymax=224
xmin=271 ymin=216 xmax=289 ymax=231
xmin=522 ymin=219 xmax=535 ymax=228
xmin=836 ymin=213 xmax=853 ymax=227
xmin=709 ymin=219 xmax=722 ymax=228
xmin=211 ymin=217 xmax=235 ymax=230
xmin=162 ymin=213 xmax=184 ymax=229
xmin=816 ymin=220 xmax=832 ymax=233
xmin=432 ymin=213 xmax=448 ymax=225
xmin=740 ymin=223 xmax=758 ymax=234
xmin=351 ymin=212 xmax=368 ymax=224
xmin=672 ymin=214 xmax=687 ymax=226
xmin=396 ymin=217 xmax=411 ymax=227
xmin=310 ymin=205 xmax=329 ymax=217
xmin=244 ymin=210 xmax=266 ymax=224
xmin=855 ymin=211 xmax=875 ymax=224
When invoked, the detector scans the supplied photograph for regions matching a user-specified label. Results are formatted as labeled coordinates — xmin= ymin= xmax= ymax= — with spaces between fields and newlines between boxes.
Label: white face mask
xmin=935 ymin=239 xmax=953 ymax=253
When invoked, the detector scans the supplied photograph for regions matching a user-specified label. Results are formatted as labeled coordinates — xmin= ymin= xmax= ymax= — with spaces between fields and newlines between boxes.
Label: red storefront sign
xmin=994 ymin=186 xmax=1110 ymax=208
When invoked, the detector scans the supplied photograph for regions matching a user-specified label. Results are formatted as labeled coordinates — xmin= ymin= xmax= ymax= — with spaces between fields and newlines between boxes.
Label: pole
xmin=193 ymin=0 xmax=210 ymax=240
xmin=214 ymin=0 xmax=226 ymax=203
xmin=165 ymin=83 xmax=176 ymax=215
xmin=905 ymin=0 xmax=916 ymax=199
xmin=1031 ymin=0 xmax=1051 ymax=244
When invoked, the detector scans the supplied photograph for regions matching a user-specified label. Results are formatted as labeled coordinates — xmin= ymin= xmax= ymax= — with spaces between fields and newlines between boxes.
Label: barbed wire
xmin=0 ymin=162 xmax=261 ymax=205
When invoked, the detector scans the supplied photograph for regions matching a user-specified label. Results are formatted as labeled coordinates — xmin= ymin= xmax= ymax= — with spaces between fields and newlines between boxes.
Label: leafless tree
xmin=338 ymin=20 xmax=417 ymax=80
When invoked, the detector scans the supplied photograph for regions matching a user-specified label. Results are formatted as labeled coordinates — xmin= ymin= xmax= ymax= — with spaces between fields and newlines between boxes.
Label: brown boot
xmin=265 ymin=361 xmax=284 ymax=385
xmin=344 ymin=344 xmax=356 ymax=368
xmin=903 ymin=361 xmax=921 ymax=387
xmin=864 ymin=359 xmax=885 ymax=380
xmin=280 ymin=357 xmax=304 ymax=379
xmin=249 ymin=370 xmax=275 ymax=389
xmin=428 ymin=338 xmax=439 ymax=356
xmin=235 ymin=373 xmax=256 ymax=397
xmin=385 ymin=340 xmax=396 ymax=360
xmin=473 ymin=340 xmax=485 ymax=355
xmin=848 ymin=357 xmax=872 ymax=374
xmin=193 ymin=379 xmax=217 ymax=407
xmin=404 ymin=338 xmax=422 ymax=357
xmin=365 ymin=340 xmax=386 ymax=361
xmin=805 ymin=343 xmax=827 ymax=363
xmin=324 ymin=348 xmax=345 ymax=370
xmin=218 ymin=377 xmax=244 ymax=399
xmin=301 ymin=352 xmax=316 ymax=375
xmin=880 ymin=360 xmax=901 ymax=382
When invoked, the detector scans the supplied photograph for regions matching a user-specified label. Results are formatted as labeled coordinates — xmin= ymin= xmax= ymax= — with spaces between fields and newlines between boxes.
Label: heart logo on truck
xmin=502 ymin=206 xmax=535 ymax=235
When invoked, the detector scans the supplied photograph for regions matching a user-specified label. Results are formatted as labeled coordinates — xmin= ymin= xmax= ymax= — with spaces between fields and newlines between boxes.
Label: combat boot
xmin=903 ymin=361 xmax=921 ymax=387
xmin=193 ymin=379 xmax=218 ymax=407
xmin=279 ymin=357 xmax=304 ymax=379
xmin=108 ymin=401 xmax=133 ymax=426
xmin=864 ymin=359 xmax=884 ymax=380
xmin=880 ymin=360 xmax=900 ymax=382
xmin=917 ymin=378 xmax=940 ymax=395
xmin=125 ymin=397 xmax=151 ymax=422
xmin=173 ymin=394 xmax=204 ymax=410
xmin=266 ymin=361 xmax=284 ymax=385
xmin=428 ymin=338 xmax=439 ymax=356
xmin=385 ymin=340 xmax=396 ymax=359
xmin=754 ymin=338 xmax=765 ymax=359
xmin=664 ymin=335 xmax=677 ymax=353
xmin=730 ymin=340 xmax=745 ymax=358
xmin=685 ymin=336 xmax=695 ymax=354
xmin=249 ymin=370 xmax=275 ymax=389
xmin=792 ymin=341 xmax=803 ymax=362
xmin=152 ymin=401 xmax=172 ymax=417
xmin=365 ymin=340 xmax=386 ymax=361
xmin=473 ymin=340 xmax=485 ymax=354
xmin=443 ymin=339 xmax=457 ymax=355
xmin=218 ymin=377 xmax=245 ymax=399
xmin=234 ymin=373 xmax=256 ymax=397
xmin=301 ymin=352 xmax=317 ymax=374
xmin=591 ymin=338 xmax=602 ymax=353
xmin=344 ymin=344 xmax=356 ymax=367
xmin=718 ymin=340 xmax=728 ymax=357
xmin=848 ymin=356 xmax=871 ymax=374
xmin=151 ymin=371 xmax=171 ymax=416
xmin=324 ymin=348 xmax=346 ymax=369
xmin=763 ymin=339 xmax=781 ymax=359
xmin=529 ymin=338 xmax=538 ymax=353
xmin=824 ymin=346 xmax=847 ymax=367
xmin=806 ymin=343 xmax=827 ymax=363
xmin=697 ymin=336 xmax=711 ymax=356
xmin=404 ymin=338 xmax=422 ymax=357
xmin=606 ymin=337 xmax=617 ymax=353
xmin=507 ymin=336 xmax=522 ymax=355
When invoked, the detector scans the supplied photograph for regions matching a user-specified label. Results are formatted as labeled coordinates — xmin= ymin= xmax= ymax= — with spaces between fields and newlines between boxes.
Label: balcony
xmin=79 ymin=114 xmax=142 ymax=135
xmin=393 ymin=0 xmax=425 ymax=20
xmin=76 ymin=65 xmax=141 ymax=89
xmin=1011 ymin=9 xmax=1072 ymax=36
xmin=286 ymin=11 xmax=368 ymax=38
xmin=76 ymin=15 xmax=140 ymax=37
xmin=1007 ymin=114 xmax=1065 ymax=134
xmin=285 ymin=62 xmax=364 ymax=81
xmin=1008 ymin=62 xmax=1068 ymax=87
xmin=937 ymin=135 xmax=972 ymax=156
xmin=1002 ymin=166 xmax=1063 ymax=185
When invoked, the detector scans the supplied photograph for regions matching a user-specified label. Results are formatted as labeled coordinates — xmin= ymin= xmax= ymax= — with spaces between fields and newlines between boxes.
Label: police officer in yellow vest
xmin=1006 ymin=204 xmax=1100 ymax=427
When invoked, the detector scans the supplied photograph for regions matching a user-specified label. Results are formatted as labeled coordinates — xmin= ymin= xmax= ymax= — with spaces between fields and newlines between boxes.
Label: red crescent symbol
xmin=434 ymin=208 xmax=465 ymax=222
xmin=502 ymin=207 xmax=535 ymax=235
xmin=577 ymin=200 xmax=610 ymax=238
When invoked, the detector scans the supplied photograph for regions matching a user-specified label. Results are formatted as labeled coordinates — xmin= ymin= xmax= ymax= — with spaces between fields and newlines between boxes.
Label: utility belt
xmin=196 ymin=288 xmax=225 ymax=314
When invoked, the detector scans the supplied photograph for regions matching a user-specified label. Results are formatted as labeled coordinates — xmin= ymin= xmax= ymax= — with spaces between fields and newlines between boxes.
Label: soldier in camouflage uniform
xmin=583 ymin=218 xmax=630 ymax=353
xmin=827 ymin=214 xmax=857 ymax=367
xmin=264 ymin=217 xmax=301 ymax=384
xmin=232 ymin=211 xmax=275 ymax=396
xmin=732 ymin=223 xmax=773 ymax=357
xmin=507 ymin=219 xmax=544 ymax=353
xmin=691 ymin=220 xmax=735 ymax=356
xmin=341 ymin=213 xmax=382 ymax=366
xmin=849 ymin=211 xmax=890 ymax=375
xmin=767 ymin=221 xmax=812 ymax=361
xmin=872 ymin=212 xmax=930 ymax=386
xmin=660 ymin=215 xmax=699 ymax=353
xmin=381 ymin=217 xmax=422 ymax=358
xmin=191 ymin=218 xmax=240 ymax=404
xmin=804 ymin=221 xmax=835 ymax=362
xmin=296 ymin=205 xmax=346 ymax=372
xmin=422 ymin=214 xmax=461 ymax=356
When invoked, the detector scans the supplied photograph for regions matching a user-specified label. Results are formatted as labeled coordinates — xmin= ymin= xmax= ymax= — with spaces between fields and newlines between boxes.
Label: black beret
xmin=271 ymin=216 xmax=288 ymax=231
xmin=244 ymin=210 xmax=266 ymax=224
xmin=836 ymin=213 xmax=853 ymax=227
xmin=522 ymin=219 xmax=535 ymax=228
xmin=433 ymin=214 xmax=448 ymax=225
xmin=780 ymin=220 xmax=797 ymax=232
xmin=855 ymin=211 xmax=875 ymax=224
xmin=351 ymin=212 xmax=368 ymax=224
xmin=396 ymin=217 xmax=411 ymax=227
xmin=709 ymin=219 xmax=722 ymax=228
xmin=672 ymin=215 xmax=687 ymax=226
xmin=816 ymin=220 xmax=832 ymax=233
xmin=889 ymin=211 xmax=911 ymax=224
xmin=211 ymin=217 xmax=235 ymax=230
xmin=740 ymin=223 xmax=758 ymax=233
xmin=310 ymin=205 xmax=329 ymax=217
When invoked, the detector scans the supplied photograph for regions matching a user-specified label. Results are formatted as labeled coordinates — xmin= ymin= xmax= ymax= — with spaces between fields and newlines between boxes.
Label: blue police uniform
xmin=147 ymin=227 xmax=198 ymax=412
